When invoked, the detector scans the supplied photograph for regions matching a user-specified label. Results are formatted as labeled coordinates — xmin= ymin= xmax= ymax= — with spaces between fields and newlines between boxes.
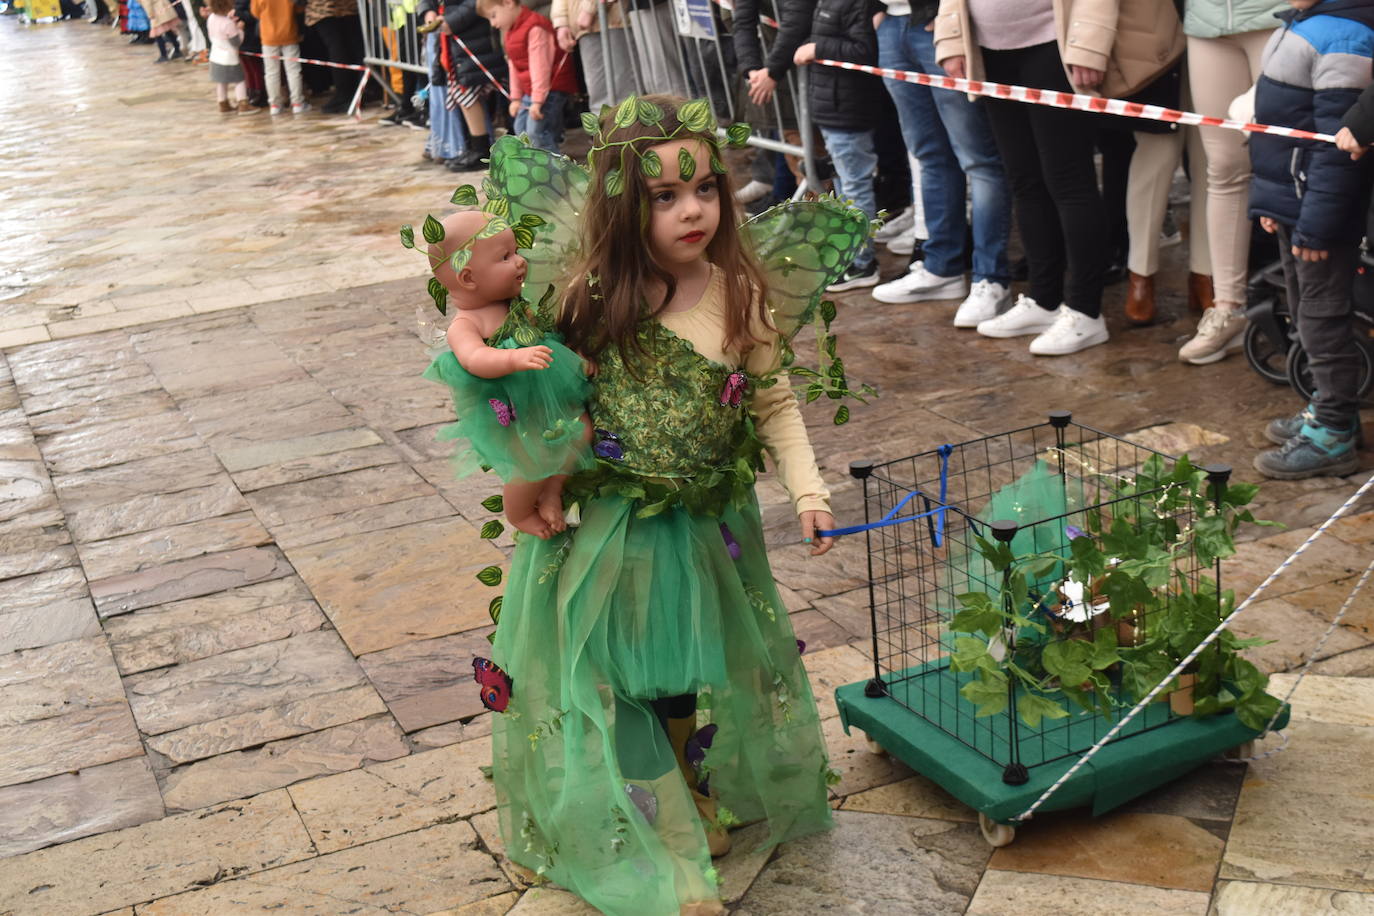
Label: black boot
xmin=448 ymin=134 xmax=491 ymax=172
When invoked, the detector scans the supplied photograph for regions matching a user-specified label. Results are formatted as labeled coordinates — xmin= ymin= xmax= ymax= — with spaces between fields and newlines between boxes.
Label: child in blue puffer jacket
xmin=1249 ymin=0 xmax=1374 ymax=478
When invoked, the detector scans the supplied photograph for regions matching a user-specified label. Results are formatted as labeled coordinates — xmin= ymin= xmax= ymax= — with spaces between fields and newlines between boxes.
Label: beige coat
xmin=550 ymin=0 xmax=625 ymax=39
xmin=933 ymin=0 xmax=1183 ymax=99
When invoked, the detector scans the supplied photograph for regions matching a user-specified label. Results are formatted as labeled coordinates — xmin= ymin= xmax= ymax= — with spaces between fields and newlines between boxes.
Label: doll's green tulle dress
xmin=422 ymin=302 xmax=591 ymax=484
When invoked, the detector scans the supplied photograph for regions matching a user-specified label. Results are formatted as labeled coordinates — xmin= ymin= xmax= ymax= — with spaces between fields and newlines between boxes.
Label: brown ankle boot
xmin=218 ymin=100 xmax=233 ymax=113
xmin=667 ymin=716 xmax=731 ymax=857
xmin=1124 ymin=271 xmax=1156 ymax=325
xmin=236 ymin=99 xmax=257 ymax=114
xmin=1188 ymin=272 xmax=1214 ymax=313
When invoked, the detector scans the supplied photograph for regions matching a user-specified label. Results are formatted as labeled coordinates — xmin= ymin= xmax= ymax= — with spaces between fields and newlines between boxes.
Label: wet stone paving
xmin=2 ymin=14 xmax=1374 ymax=916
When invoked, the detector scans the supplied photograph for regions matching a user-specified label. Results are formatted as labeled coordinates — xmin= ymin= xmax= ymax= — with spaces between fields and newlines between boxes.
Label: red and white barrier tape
xmin=240 ymin=50 xmax=372 ymax=120
xmin=449 ymin=32 xmax=512 ymax=99
xmin=813 ymin=59 xmax=1337 ymax=144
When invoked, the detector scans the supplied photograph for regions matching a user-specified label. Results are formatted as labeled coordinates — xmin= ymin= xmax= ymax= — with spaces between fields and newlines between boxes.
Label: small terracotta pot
xmin=1169 ymin=673 xmax=1197 ymax=716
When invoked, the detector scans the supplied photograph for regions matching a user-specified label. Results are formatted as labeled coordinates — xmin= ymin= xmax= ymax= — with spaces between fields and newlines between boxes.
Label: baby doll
xmin=428 ymin=210 xmax=590 ymax=538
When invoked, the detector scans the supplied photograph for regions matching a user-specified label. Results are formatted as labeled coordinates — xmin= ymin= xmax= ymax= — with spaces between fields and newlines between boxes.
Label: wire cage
xmin=850 ymin=411 xmax=1233 ymax=786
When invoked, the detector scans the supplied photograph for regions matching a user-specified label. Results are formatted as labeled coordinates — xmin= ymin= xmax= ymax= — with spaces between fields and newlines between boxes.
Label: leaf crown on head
xmin=398 ymin=183 xmax=545 ymax=315
xmin=586 ymin=95 xmax=753 ymax=198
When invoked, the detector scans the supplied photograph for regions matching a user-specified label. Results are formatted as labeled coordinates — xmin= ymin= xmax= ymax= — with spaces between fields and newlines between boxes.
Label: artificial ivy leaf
xmin=480 ymin=520 xmax=505 ymax=539
xmin=477 ymin=216 xmax=510 ymax=239
xmin=833 ymin=404 xmax=850 ymax=425
xmin=481 ymin=176 xmax=500 ymax=201
xmin=476 ymin=565 xmax=503 ymax=587
xmin=483 ymin=195 xmax=511 ymax=218
xmin=805 ymin=383 xmax=823 ymax=404
xmin=605 ymin=168 xmax=624 ymax=198
xmin=1042 ymin=638 xmax=1093 ymax=687
xmin=725 ymin=122 xmax=752 ymax=148
xmin=1234 ymin=689 xmax=1282 ymax=731
xmin=641 ymin=149 xmax=662 ymax=179
xmin=615 ymin=95 xmax=638 ymax=128
xmin=449 ymin=248 xmax=471 ymax=272
xmin=678 ymin=98 xmax=713 ymax=133
xmin=950 ymin=636 xmax=999 ymax=675
xmin=581 ymin=110 xmax=600 ymax=136
xmin=512 ymin=226 xmax=535 ymax=249
xmin=950 ymin=592 xmax=1004 ymax=636
xmin=481 ymin=493 xmax=504 ymax=512
xmin=959 ymin=669 xmax=1009 ymax=718
xmin=427 ymin=277 xmax=447 ymax=315
xmin=678 ymin=146 xmax=696 ymax=181
xmin=422 ymin=213 xmax=445 ymax=245
xmin=710 ymin=150 xmax=727 ymax=174
xmin=518 ymin=213 xmax=546 ymax=229
xmin=488 ymin=594 xmax=503 ymax=624
xmin=819 ymin=299 xmax=837 ymax=326
xmin=399 ymin=224 xmax=415 ymax=249
xmin=451 ymin=184 xmax=479 ymax=206
xmin=1017 ymin=693 xmax=1070 ymax=729
xmin=637 ymin=98 xmax=664 ymax=125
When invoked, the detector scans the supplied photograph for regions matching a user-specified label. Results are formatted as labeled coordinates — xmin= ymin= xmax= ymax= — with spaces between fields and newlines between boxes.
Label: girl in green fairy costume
xmin=475 ymin=95 xmax=873 ymax=916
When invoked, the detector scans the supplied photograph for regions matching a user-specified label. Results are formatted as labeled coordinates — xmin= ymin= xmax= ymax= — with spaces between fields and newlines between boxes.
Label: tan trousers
xmin=1187 ymin=29 xmax=1274 ymax=307
xmin=1127 ymin=125 xmax=1210 ymax=277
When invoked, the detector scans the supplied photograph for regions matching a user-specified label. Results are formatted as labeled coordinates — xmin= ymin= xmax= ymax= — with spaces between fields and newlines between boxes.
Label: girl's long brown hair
xmin=558 ymin=94 xmax=772 ymax=369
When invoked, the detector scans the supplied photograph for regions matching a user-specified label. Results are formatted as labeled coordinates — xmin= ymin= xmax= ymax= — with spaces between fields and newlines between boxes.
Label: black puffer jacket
xmin=733 ymin=0 xmax=813 ymax=83
xmin=806 ymin=0 xmax=880 ymax=130
xmin=417 ymin=0 xmax=506 ymax=89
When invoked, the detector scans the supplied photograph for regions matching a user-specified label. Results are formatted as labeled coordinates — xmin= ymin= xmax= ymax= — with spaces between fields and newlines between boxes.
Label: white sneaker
xmin=734 ymin=179 xmax=771 ymax=204
xmin=291 ymin=101 xmax=312 ymax=115
xmin=873 ymin=262 xmax=968 ymax=303
xmin=887 ymin=233 xmax=919 ymax=256
xmin=1178 ymin=307 xmax=1246 ymax=365
xmin=1028 ymin=307 xmax=1109 ymax=355
xmin=976 ymin=294 xmax=1059 ymax=338
xmin=953 ymin=279 xmax=1012 ymax=328
xmin=874 ymin=204 xmax=915 ymax=243
xmin=270 ymin=104 xmax=283 ymax=116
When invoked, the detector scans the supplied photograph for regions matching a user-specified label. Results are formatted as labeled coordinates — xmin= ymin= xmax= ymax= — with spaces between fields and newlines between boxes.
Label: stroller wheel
xmin=1287 ymin=342 xmax=1374 ymax=402
xmin=1243 ymin=322 xmax=1292 ymax=386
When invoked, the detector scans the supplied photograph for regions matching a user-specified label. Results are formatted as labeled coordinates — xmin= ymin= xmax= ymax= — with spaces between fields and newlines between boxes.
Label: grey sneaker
xmin=1179 ymin=307 xmax=1247 ymax=365
xmin=1254 ymin=422 xmax=1361 ymax=479
xmin=1265 ymin=404 xmax=1317 ymax=445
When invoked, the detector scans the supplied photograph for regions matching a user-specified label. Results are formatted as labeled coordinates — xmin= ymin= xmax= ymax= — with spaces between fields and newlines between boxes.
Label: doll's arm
xmin=447 ymin=315 xmax=553 ymax=379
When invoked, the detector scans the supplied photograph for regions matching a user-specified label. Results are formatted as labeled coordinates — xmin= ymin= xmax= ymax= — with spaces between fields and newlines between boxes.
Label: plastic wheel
xmin=1225 ymin=740 xmax=1256 ymax=760
xmin=862 ymin=732 xmax=886 ymax=756
xmin=1242 ymin=323 xmax=1292 ymax=386
xmin=979 ymin=813 xmax=1016 ymax=848
xmin=1287 ymin=344 xmax=1374 ymax=403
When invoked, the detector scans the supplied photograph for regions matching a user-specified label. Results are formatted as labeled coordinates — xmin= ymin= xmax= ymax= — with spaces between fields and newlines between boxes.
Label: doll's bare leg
xmin=535 ymin=476 xmax=567 ymax=533
xmin=505 ymin=480 xmax=552 ymax=539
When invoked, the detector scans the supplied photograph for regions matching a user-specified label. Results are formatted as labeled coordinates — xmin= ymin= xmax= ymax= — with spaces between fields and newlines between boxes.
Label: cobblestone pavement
xmin=3 ymin=15 xmax=1374 ymax=916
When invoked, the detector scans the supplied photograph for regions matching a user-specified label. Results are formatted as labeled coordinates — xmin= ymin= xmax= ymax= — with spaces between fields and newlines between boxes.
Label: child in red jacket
xmin=477 ymin=0 xmax=576 ymax=152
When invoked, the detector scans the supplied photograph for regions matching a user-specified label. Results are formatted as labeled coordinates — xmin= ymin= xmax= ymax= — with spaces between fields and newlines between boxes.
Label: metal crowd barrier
xmin=355 ymin=0 xmax=820 ymax=189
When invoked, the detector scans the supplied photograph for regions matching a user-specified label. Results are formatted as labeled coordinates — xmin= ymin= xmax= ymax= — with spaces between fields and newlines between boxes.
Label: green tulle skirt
xmin=423 ymin=334 xmax=591 ymax=484
xmin=491 ymin=490 xmax=834 ymax=915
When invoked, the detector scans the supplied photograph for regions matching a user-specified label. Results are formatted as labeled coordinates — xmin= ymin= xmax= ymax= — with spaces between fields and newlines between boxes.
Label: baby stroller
xmin=1242 ymin=250 xmax=1374 ymax=402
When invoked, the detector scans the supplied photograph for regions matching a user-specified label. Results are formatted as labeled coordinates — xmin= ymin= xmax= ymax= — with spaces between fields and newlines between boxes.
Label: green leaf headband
xmin=399 ymin=183 xmax=545 ymax=315
xmin=585 ymin=95 xmax=753 ymax=197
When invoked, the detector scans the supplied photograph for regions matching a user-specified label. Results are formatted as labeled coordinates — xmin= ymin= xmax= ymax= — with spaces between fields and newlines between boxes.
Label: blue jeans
xmin=877 ymin=15 xmax=1011 ymax=283
xmin=819 ymin=126 xmax=877 ymax=270
xmin=513 ymin=90 xmax=567 ymax=154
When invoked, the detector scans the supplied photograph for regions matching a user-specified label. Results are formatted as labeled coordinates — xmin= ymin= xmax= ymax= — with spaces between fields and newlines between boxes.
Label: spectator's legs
xmin=910 ymin=22 xmax=1010 ymax=285
xmin=512 ymin=95 xmax=531 ymax=143
xmin=529 ymin=91 xmax=567 ymax=152
xmin=1096 ymin=128 xmax=1133 ymax=275
xmin=232 ymin=80 xmax=247 ymax=102
xmin=282 ymin=43 xmax=305 ymax=106
xmin=1184 ymin=124 xmax=1211 ymax=277
xmin=818 ymin=127 xmax=878 ymax=270
xmin=1187 ymin=30 xmax=1270 ymax=309
xmin=878 ymin=15 xmax=963 ymax=279
xmin=625 ymin=0 xmax=688 ymax=97
xmin=1126 ymin=130 xmax=1181 ymax=278
xmin=986 ymin=43 xmax=1105 ymax=318
xmin=578 ymin=27 xmax=636 ymax=111
xmin=316 ymin=15 xmax=365 ymax=109
xmin=263 ymin=44 xmax=284 ymax=107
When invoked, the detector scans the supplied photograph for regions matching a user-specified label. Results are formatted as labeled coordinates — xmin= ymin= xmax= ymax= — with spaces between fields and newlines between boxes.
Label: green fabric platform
xmin=836 ymin=671 xmax=1289 ymax=825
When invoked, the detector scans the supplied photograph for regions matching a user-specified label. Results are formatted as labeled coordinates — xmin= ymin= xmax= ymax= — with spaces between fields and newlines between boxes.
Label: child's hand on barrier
xmin=793 ymin=43 xmax=817 ymax=66
xmin=509 ymin=346 xmax=553 ymax=372
xmin=1335 ymin=126 xmax=1367 ymax=160
xmin=1259 ymin=216 xmax=1278 ymax=234
xmin=747 ymin=69 xmax=775 ymax=106
xmin=1292 ymin=245 xmax=1329 ymax=263
xmin=509 ymin=98 xmax=522 ymax=118
xmin=800 ymin=510 xmax=836 ymax=557
xmin=556 ymin=25 xmax=575 ymax=51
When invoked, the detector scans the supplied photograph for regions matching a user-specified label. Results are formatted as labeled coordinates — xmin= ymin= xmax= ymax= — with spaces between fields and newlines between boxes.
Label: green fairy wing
xmin=741 ymin=195 xmax=871 ymax=341
xmin=486 ymin=135 xmax=590 ymax=324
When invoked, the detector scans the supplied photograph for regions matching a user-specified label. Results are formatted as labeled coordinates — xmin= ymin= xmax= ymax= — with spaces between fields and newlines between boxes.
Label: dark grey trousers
xmin=1275 ymin=225 xmax=1362 ymax=428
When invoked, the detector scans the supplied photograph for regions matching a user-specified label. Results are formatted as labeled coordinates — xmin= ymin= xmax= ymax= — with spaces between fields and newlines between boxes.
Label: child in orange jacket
xmin=250 ymin=0 xmax=307 ymax=113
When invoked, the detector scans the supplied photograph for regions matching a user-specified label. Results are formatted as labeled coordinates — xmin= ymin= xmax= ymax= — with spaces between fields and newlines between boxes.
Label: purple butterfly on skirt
xmin=796 ymin=639 xmax=806 ymax=655
xmin=472 ymin=657 xmax=513 ymax=713
xmin=489 ymin=398 xmax=516 ymax=427
xmin=719 ymin=371 xmax=747 ymax=408
xmin=719 ymin=523 xmax=741 ymax=560
xmin=684 ymin=724 xmax=718 ymax=795
xmin=593 ymin=428 xmax=624 ymax=461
